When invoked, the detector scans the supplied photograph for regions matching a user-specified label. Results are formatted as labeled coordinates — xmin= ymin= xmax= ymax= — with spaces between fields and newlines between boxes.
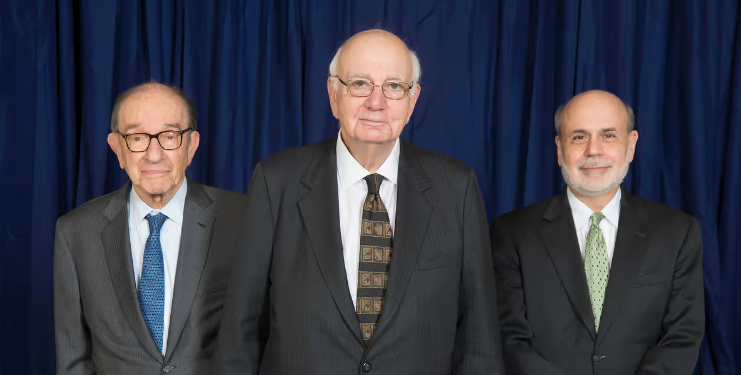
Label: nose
xmin=144 ymin=137 xmax=166 ymax=162
xmin=364 ymin=84 xmax=387 ymax=111
xmin=585 ymin=135 xmax=603 ymax=157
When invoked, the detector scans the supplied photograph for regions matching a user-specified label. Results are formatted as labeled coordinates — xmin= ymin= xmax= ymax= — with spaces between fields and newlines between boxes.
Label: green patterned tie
xmin=585 ymin=212 xmax=609 ymax=331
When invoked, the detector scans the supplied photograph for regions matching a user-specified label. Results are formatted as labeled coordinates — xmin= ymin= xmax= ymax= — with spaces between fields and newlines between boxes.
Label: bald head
xmin=341 ymin=30 xmax=411 ymax=71
xmin=328 ymin=29 xmax=421 ymax=92
xmin=110 ymin=82 xmax=197 ymax=133
xmin=555 ymin=90 xmax=634 ymax=137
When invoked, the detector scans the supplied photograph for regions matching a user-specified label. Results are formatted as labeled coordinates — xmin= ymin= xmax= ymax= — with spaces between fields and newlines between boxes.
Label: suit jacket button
xmin=362 ymin=362 xmax=372 ymax=372
xmin=592 ymin=355 xmax=603 ymax=362
xmin=163 ymin=365 xmax=175 ymax=373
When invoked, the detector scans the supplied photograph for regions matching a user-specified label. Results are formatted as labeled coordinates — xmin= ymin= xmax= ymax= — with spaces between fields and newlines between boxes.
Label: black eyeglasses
xmin=333 ymin=76 xmax=414 ymax=99
xmin=119 ymin=129 xmax=193 ymax=152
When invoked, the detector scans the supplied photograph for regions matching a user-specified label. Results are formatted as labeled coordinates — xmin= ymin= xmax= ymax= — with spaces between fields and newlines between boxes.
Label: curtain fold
xmin=0 ymin=1 xmax=737 ymax=373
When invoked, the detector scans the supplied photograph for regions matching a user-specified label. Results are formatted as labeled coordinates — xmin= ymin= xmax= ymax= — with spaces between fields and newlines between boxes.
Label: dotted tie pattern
xmin=584 ymin=212 xmax=609 ymax=332
xmin=139 ymin=212 xmax=168 ymax=353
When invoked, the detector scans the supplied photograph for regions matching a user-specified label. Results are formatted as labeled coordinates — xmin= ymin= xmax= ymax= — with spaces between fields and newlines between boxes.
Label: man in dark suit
xmin=54 ymin=82 xmax=247 ymax=374
xmin=217 ymin=29 xmax=504 ymax=375
xmin=491 ymin=90 xmax=704 ymax=375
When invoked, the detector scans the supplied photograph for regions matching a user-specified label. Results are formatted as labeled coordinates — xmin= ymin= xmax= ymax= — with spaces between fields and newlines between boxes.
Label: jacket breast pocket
xmin=631 ymin=273 xmax=671 ymax=288
xmin=417 ymin=251 xmax=450 ymax=270
xmin=198 ymin=283 xmax=227 ymax=299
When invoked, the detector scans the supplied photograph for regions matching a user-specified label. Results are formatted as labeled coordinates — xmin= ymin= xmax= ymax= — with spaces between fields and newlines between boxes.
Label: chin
xmin=358 ymin=137 xmax=392 ymax=145
xmin=141 ymin=179 xmax=175 ymax=194
xmin=359 ymin=130 xmax=397 ymax=144
xmin=573 ymin=179 xmax=621 ymax=197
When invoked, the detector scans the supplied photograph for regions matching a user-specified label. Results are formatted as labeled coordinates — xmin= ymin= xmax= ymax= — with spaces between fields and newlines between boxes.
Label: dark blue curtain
xmin=1 ymin=1 xmax=738 ymax=374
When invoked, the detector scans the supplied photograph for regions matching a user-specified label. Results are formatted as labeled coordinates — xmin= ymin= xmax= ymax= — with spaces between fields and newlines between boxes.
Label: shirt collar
xmin=336 ymin=131 xmax=400 ymax=190
xmin=129 ymin=179 xmax=188 ymax=226
xmin=566 ymin=187 xmax=621 ymax=229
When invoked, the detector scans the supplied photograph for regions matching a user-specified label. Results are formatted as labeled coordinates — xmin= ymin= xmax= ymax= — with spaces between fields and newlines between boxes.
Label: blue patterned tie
xmin=139 ymin=213 xmax=167 ymax=353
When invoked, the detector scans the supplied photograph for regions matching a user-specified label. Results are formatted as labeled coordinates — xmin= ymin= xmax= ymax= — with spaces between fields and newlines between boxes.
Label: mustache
xmin=578 ymin=158 xmax=614 ymax=169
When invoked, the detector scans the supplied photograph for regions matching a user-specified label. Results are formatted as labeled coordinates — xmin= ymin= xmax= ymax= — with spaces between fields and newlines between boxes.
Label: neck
xmin=133 ymin=179 xmax=184 ymax=210
xmin=342 ymin=133 xmax=395 ymax=173
xmin=569 ymin=186 xmax=619 ymax=212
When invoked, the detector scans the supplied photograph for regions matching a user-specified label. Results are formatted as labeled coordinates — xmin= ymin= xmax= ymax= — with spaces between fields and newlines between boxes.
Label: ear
xmin=107 ymin=133 xmax=125 ymax=169
xmin=627 ymin=130 xmax=638 ymax=163
xmin=186 ymin=131 xmax=200 ymax=166
xmin=555 ymin=136 xmax=563 ymax=166
xmin=405 ymin=83 xmax=422 ymax=123
xmin=327 ymin=77 xmax=339 ymax=119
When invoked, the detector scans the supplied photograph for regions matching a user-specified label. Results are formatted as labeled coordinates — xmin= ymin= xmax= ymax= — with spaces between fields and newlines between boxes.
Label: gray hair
xmin=328 ymin=45 xmax=422 ymax=96
xmin=110 ymin=81 xmax=198 ymax=133
xmin=554 ymin=100 xmax=634 ymax=136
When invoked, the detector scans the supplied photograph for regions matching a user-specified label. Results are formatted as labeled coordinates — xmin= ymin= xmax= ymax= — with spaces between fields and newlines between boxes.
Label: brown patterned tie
xmin=356 ymin=174 xmax=393 ymax=343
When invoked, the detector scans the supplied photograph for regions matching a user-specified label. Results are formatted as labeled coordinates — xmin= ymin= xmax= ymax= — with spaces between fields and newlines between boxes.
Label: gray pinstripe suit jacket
xmin=54 ymin=178 xmax=247 ymax=375
xmin=217 ymin=138 xmax=505 ymax=375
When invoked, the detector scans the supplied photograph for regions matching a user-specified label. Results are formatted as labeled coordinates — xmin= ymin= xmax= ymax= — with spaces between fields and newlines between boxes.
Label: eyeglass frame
xmin=332 ymin=76 xmax=416 ymax=99
xmin=118 ymin=128 xmax=193 ymax=152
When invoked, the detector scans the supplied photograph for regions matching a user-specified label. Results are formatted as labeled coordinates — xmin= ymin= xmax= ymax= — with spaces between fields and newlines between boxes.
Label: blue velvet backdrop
xmin=1 ymin=1 xmax=739 ymax=374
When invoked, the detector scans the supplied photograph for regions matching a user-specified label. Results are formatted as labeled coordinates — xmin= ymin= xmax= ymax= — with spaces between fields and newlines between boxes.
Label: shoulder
xmin=259 ymin=139 xmax=333 ymax=175
xmin=57 ymin=189 xmax=121 ymax=231
xmin=491 ymin=195 xmax=558 ymax=233
xmin=630 ymin=195 xmax=698 ymax=231
xmin=404 ymin=142 xmax=473 ymax=177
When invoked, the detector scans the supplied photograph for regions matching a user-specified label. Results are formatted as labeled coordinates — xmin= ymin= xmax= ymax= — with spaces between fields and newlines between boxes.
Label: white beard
xmin=560 ymin=148 xmax=631 ymax=197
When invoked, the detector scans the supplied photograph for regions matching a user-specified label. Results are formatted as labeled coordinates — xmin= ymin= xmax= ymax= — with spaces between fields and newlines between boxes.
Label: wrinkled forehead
xmin=120 ymin=88 xmax=187 ymax=120
xmin=339 ymin=34 xmax=413 ymax=81
xmin=562 ymin=93 xmax=629 ymax=132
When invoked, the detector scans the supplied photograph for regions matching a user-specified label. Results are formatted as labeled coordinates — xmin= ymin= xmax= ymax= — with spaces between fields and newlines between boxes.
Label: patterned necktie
xmin=584 ymin=212 xmax=609 ymax=331
xmin=356 ymin=174 xmax=393 ymax=343
xmin=139 ymin=212 xmax=168 ymax=353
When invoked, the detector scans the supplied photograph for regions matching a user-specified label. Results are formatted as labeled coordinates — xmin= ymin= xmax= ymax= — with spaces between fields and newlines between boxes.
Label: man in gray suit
xmin=54 ymin=82 xmax=247 ymax=374
xmin=218 ymin=29 xmax=504 ymax=375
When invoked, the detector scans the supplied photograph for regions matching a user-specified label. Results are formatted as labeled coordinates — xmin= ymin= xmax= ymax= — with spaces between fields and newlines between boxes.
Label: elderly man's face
xmin=556 ymin=91 xmax=638 ymax=197
xmin=328 ymin=32 xmax=420 ymax=145
xmin=107 ymin=86 xmax=199 ymax=205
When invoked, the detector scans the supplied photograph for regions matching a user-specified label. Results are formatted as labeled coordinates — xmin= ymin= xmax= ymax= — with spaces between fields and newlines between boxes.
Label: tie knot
xmin=145 ymin=213 xmax=168 ymax=234
xmin=364 ymin=174 xmax=385 ymax=196
xmin=590 ymin=212 xmax=605 ymax=227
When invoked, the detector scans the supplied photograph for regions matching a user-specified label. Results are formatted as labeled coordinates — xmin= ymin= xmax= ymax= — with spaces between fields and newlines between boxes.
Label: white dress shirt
xmin=128 ymin=179 xmax=187 ymax=355
xmin=567 ymin=187 xmax=621 ymax=267
xmin=336 ymin=134 xmax=400 ymax=306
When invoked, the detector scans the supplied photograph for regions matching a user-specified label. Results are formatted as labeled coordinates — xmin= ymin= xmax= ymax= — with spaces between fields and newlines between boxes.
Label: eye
xmin=573 ymin=135 xmax=585 ymax=141
xmin=388 ymin=83 xmax=401 ymax=90
xmin=132 ymin=136 xmax=144 ymax=142
xmin=353 ymin=80 xmax=368 ymax=88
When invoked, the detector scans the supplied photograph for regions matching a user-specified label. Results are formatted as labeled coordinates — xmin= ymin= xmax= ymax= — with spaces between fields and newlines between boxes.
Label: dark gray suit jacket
xmin=217 ymin=138 xmax=504 ymax=375
xmin=54 ymin=178 xmax=247 ymax=374
xmin=491 ymin=187 xmax=704 ymax=375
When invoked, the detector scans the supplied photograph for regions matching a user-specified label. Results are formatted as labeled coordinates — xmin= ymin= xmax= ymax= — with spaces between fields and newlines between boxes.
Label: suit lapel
xmin=371 ymin=142 xmax=433 ymax=344
xmin=297 ymin=139 xmax=364 ymax=346
xmin=596 ymin=187 xmax=649 ymax=344
xmin=165 ymin=179 xmax=215 ymax=361
xmin=539 ymin=190 xmax=597 ymax=340
xmin=101 ymin=183 xmax=163 ymax=361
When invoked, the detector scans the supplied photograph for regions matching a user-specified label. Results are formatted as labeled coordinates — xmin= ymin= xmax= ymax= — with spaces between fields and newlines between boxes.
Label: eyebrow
xmin=122 ymin=123 xmax=183 ymax=133
xmin=568 ymin=127 xmax=619 ymax=135
xmin=348 ymin=73 xmax=371 ymax=80
xmin=347 ymin=73 xmax=409 ymax=82
xmin=386 ymin=74 xmax=408 ymax=82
